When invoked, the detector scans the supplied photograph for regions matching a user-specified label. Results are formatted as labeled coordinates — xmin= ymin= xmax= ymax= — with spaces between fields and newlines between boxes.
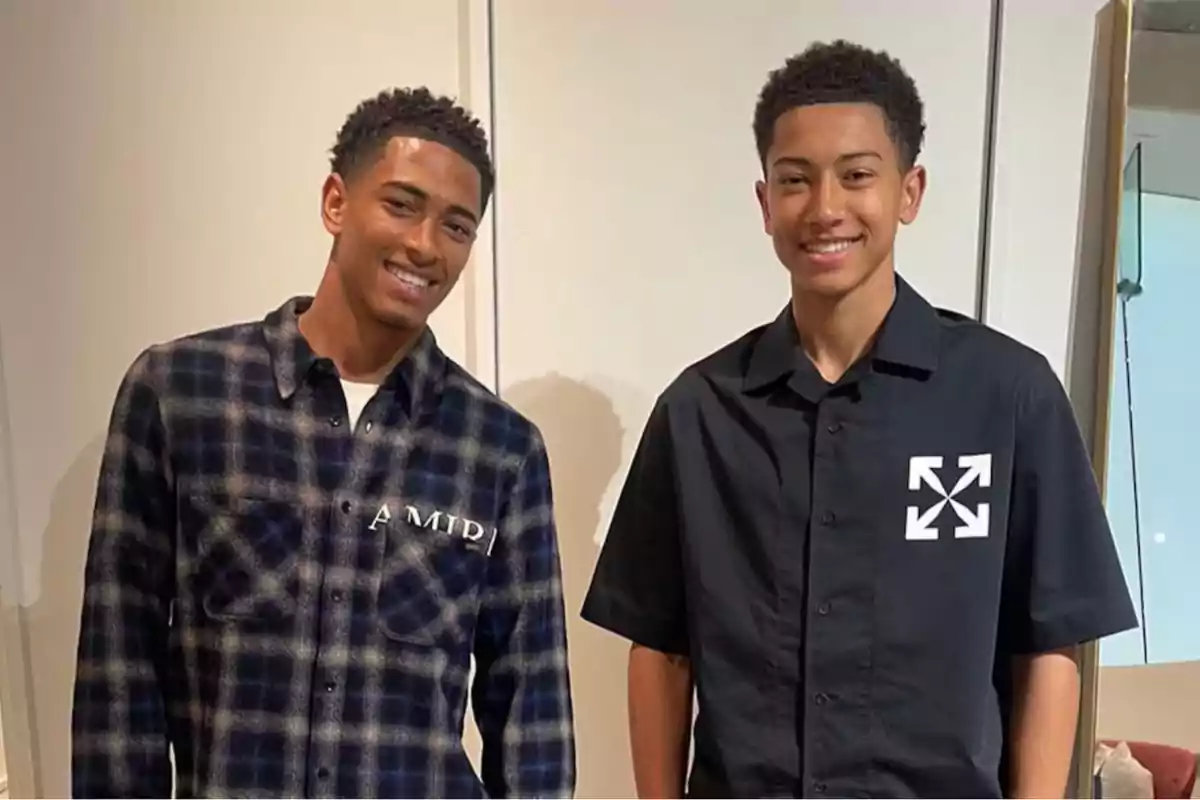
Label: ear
xmin=898 ymin=164 xmax=927 ymax=226
xmin=321 ymin=173 xmax=349 ymax=236
xmin=755 ymin=179 xmax=772 ymax=234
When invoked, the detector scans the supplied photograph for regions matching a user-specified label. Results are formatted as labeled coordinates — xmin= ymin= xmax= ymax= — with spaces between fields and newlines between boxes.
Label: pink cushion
xmin=1101 ymin=740 xmax=1197 ymax=799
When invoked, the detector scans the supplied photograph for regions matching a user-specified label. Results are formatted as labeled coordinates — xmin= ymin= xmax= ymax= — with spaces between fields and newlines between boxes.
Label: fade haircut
xmin=330 ymin=87 xmax=494 ymax=211
xmin=753 ymin=40 xmax=926 ymax=171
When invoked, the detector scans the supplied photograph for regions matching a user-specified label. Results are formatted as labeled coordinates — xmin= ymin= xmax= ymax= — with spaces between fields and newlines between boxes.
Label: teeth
xmin=807 ymin=239 xmax=857 ymax=254
xmin=387 ymin=264 xmax=430 ymax=288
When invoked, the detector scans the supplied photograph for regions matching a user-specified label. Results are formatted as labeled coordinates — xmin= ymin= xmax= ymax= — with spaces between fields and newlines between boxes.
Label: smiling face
xmin=321 ymin=135 xmax=483 ymax=331
xmin=755 ymin=102 xmax=926 ymax=299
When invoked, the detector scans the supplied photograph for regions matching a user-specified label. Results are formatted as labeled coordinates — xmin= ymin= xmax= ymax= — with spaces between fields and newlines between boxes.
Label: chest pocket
xmin=181 ymin=491 xmax=304 ymax=624
xmin=376 ymin=508 xmax=491 ymax=648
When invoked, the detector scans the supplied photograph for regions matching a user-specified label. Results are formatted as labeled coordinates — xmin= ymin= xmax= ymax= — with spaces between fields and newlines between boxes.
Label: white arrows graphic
xmin=905 ymin=453 xmax=993 ymax=541
xmin=908 ymin=455 xmax=947 ymax=494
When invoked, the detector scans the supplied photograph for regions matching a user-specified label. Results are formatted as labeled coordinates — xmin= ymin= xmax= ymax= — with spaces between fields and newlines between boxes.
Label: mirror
xmin=1089 ymin=0 xmax=1200 ymax=796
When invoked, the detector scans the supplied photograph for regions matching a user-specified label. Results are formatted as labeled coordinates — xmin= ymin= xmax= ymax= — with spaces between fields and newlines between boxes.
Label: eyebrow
xmin=381 ymin=180 xmax=479 ymax=225
xmin=772 ymin=151 xmax=884 ymax=169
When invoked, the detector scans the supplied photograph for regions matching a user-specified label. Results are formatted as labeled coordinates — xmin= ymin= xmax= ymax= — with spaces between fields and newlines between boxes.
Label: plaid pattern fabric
xmin=72 ymin=297 xmax=575 ymax=799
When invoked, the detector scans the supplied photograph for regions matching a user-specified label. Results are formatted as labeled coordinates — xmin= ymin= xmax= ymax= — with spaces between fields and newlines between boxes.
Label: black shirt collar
xmin=744 ymin=274 xmax=941 ymax=392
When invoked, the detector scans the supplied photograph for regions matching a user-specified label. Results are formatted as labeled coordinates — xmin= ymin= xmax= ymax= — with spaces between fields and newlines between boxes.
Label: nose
xmin=808 ymin=175 xmax=847 ymax=227
xmin=402 ymin=216 xmax=438 ymax=266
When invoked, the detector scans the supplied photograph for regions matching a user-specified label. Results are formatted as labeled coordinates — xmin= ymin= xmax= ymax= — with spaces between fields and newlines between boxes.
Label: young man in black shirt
xmin=582 ymin=41 xmax=1136 ymax=799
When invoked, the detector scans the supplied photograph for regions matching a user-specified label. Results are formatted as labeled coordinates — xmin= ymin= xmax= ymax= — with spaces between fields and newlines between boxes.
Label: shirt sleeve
xmin=471 ymin=434 xmax=576 ymax=799
xmin=71 ymin=349 xmax=175 ymax=798
xmin=1002 ymin=355 xmax=1139 ymax=656
xmin=580 ymin=397 xmax=688 ymax=656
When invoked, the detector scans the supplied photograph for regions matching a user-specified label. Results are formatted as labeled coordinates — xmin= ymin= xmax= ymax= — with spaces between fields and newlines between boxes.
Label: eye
xmin=383 ymin=198 xmax=415 ymax=215
xmin=778 ymin=174 xmax=808 ymax=187
xmin=845 ymin=170 xmax=875 ymax=183
xmin=444 ymin=221 xmax=474 ymax=240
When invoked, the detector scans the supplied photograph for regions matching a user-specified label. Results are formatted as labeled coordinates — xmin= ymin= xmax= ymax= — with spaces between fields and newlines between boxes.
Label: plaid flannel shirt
xmin=71 ymin=297 xmax=575 ymax=798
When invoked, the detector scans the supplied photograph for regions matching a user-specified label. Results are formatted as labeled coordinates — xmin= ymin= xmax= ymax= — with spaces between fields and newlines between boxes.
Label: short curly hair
xmin=753 ymin=40 xmax=926 ymax=170
xmin=331 ymin=87 xmax=494 ymax=211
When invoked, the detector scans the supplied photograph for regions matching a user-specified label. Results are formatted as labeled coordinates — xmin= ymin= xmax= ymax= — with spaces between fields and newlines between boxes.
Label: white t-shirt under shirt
xmin=340 ymin=379 xmax=379 ymax=431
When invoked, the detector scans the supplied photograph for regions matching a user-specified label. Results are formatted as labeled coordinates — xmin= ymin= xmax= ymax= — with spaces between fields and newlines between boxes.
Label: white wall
xmin=0 ymin=1 xmax=1132 ymax=798
xmin=0 ymin=1 xmax=494 ymax=796
xmin=985 ymin=0 xmax=1115 ymax=388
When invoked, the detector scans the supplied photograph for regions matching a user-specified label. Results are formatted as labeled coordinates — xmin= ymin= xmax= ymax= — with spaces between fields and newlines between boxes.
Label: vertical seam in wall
xmin=457 ymin=0 xmax=479 ymax=377
xmin=486 ymin=0 xmax=501 ymax=395
xmin=975 ymin=0 xmax=1005 ymax=323
xmin=0 ymin=327 xmax=44 ymax=798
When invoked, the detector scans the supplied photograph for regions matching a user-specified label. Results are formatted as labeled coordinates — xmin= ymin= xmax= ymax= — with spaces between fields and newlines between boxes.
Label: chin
xmin=369 ymin=299 xmax=427 ymax=331
xmin=791 ymin=267 xmax=865 ymax=298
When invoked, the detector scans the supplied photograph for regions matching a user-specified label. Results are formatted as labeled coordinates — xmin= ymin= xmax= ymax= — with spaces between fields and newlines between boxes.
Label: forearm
xmin=629 ymin=644 xmax=693 ymax=799
xmin=72 ymin=596 xmax=173 ymax=797
xmin=72 ymin=516 xmax=174 ymax=796
xmin=473 ymin=645 xmax=576 ymax=799
xmin=72 ymin=355 xmax=175 ymax=797
xmin=72 ymin=467 xmax=175 ymax=797
xmin=474 ymin=441 xmax=575 ymax=796
xmin=1008 ymin=647 xmax=1081 ymax=799
xmin=473 ymin=548 xmax=574 ymax=794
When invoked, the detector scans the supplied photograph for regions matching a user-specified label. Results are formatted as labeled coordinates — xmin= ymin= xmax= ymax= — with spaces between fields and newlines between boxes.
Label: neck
xmin=299 ymin=264 xmax=422 ymax=383
xmin=792 ymin=265 xmax=897 ymax=383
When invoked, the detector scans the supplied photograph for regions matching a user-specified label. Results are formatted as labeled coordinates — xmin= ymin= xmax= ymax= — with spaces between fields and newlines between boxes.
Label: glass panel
xmin=1100 ymin=144 xmax=1146 ymax=667
xmin=1130 ymin=190 xmax=1200 ymax=664
xmin=1102 ymin=135 xmax=1200 ymax=666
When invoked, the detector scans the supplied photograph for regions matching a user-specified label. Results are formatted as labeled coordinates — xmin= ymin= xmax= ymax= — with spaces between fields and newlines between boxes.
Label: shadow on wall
xmin=28 ymin=433 xmax=105 ymax=798
xmin=503 ymin=374 xmax=632 ymax=800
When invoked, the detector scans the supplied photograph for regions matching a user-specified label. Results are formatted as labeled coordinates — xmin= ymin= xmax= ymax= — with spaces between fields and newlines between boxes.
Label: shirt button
xmin=324 ymin=681 xmax=337 ymax=693
xmin=820 ymin=511 xmax=836 ymax=525
xmin=331 ymin=589 xmax=344 ymax=602
xmin=329 ymin=416 xmax=342 ymax=427
xmin=814 ymin=692 xmax=830 ymax=706
xmin=813 ymin=781 xmax=827 ymax=795
xmin=817 ymin=602 xmax=831 ymax=616
xmin=341 ymin=500 xmax=352 ymax=514
xmin=826 ymin=422 xmax=842 ymax=433
xmin=316 ymin=767 xmax=330 ymax=780
xmin=365 ymin=421 xmax=373 ymax=433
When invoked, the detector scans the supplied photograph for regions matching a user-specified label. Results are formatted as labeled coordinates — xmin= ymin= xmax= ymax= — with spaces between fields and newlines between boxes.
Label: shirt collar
xmin=262 ymin=296 xmax=446 ymax=415
xmin=744 ymin=274 xmax=941 ymax=392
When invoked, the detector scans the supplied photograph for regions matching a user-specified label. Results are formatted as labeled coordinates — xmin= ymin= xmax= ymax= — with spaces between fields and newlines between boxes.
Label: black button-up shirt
xmin=72 ymin=297 xmax=575 ymax=798
xmin=582 ymin=277 xmax=1136 ymax=798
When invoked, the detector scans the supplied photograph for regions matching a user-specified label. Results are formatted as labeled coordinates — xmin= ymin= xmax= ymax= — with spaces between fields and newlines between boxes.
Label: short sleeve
xmin=1002 ymin=356 xmax=1139 ymax=655
xmin=580 ymin=397 xmax=688 ymax=656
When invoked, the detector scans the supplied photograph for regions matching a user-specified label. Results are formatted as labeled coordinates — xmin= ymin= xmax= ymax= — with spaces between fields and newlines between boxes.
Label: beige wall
xmin=0 ymin=0 xmax=1175 ymax=798
xmin=0 ymin=699 xmax=7 ymax=795
xmin=1098 ymin=662 xmax=1200 ymax=752
xmin=1127 ymin=29 xmax=1200 ymax=203
xmin=1130 ymin=29 xmax=1200 ymax=114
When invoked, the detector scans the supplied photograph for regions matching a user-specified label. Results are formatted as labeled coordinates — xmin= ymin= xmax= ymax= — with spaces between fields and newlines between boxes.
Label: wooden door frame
xmin=1073 ymin=0 xmax=1134 ymax=796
